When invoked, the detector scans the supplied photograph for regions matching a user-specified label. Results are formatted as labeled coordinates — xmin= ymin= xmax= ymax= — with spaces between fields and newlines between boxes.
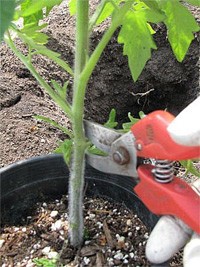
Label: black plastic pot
xmin=0 ymin=154 xmax=158 ymax=229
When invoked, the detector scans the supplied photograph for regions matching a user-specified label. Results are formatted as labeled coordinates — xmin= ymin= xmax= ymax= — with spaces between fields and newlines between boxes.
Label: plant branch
xmin=5 ymin=32 xmax=73 ymax=119
xmin=89 ymin=0 xmax=108 ymax=33
xmin=80 ymin=1 xmax=133 ymax=91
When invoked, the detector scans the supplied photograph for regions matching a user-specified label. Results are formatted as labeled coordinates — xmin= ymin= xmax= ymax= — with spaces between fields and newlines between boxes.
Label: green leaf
xmin=139 ymin=110 xmax=146 ymax=119
xmin=180 ymin=160 xmax=200 ymax=178
xmin=69 ymin=0 xmax=76 ymax=15
xmin=0 ymin=0 xmax=16 ymax=40
xmin=34 ymin=115 xmax=73 ymax=138
xmin=96 ymin=1 xmax=117 ymax=25
xmin=20 ymin=23 xmax=49 ymax=44
xmin=87 ymin=108 xmax=118 ymax=156
xmin=19 ymin=33 xmax=73 ymax=75
xmin=143 ymin=7 xmax=165 ymax=23
xmin=21 ymin=0 xmax=63 ymax=17
xmin=159 ymin=0 xmax=200 ymax=62
xmin=51 ymin=79 xmax=69 ymax=99
xmin=35 ymin=46 xmax=73 ymax=75
xmin=33 ymin=258 xmax=57 ymax=267
xmin=122 ymin=112 xmax=140 ymax=132
xmin=87 ymin=145 xmax=108 ymax=156
xmin=104 ymin=108 xmax=118 ymax=128
xmin=30 ymin=32 xmax=49 ymax=44
xmin=142 ymin=0 xmax=160 ymax=11
xmin=54 ymin=139 xmax=73 ymax=166
xmin=183 ymin=0 xmax=200 ymax=6
xmin=118 ymin=10 xmax=157 ymax=81
xmin=20 ymin=0 xmax=43 ymax=24
xmin=21 ymin=23 xmax=48 ymax=34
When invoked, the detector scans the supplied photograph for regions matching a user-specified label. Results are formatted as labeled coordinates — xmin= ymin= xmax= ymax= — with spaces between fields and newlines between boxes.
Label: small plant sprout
xmin=1 ymin=0 xmax=199 ymax=250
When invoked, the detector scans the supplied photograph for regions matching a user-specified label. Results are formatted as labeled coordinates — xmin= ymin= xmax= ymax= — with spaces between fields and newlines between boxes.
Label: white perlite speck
xmin=114 ymin=251 xmax=123 ymax=260
xmin=0 ymin=239 xmax=5 ymax=248
xmin=48 ymin=251 xmax=59 ymax=259
xmin=51 ymin=219 xmax=62 ymax=231
xmin=126 ymin=219 xmax=132 ymax=226
xmin=83 ymin=257 xmax=90 ymax=264
xmin=89 ymin=213 xmax=95 ymax=219
xmin=42 ymin=246 xmax=51 ymax=255
xmin=123 ymin=259 xmax=129 ymax=264
xmin=129 ymin=252 xmax=135 ymax=258
xmin=50 ymin=210 xmax=58 ymax=218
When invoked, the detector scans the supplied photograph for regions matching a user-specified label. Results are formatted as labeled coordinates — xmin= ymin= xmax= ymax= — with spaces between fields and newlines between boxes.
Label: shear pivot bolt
xmin=136 ymin=143 xmax=142 ymax=151
xmin=113 ymin=147 xmax=130 ymax=165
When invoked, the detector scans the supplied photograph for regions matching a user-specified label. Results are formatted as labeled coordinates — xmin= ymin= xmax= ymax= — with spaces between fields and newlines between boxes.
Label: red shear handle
xmin=135 ymin=165 xmax=200 ymax=234
xmin=131 ymin=110 xmax=200 ymax=160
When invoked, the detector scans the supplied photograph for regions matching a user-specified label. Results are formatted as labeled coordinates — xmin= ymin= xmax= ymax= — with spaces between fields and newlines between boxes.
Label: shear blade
xmin=84 ymin=120 xmax=122 ymax=153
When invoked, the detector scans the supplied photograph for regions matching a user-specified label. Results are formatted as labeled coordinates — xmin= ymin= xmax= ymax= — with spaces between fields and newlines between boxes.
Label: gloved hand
xmin=145 ymin=179 xmax=200 ymax=266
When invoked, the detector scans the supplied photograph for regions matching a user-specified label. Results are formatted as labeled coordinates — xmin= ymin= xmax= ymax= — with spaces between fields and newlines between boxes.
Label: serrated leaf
xmin=21 ymin=25 xmax=48 ymax=44
xmin=20 ymin=0 xmax=44 ymax=26
xmin=0 ymin=0 xmax=16 ymax=40
xmin=132 ymin=1 xmax=165 ymax=24
xmin=142 ymin=0 xmax=160 ymax=10
xmin=104 ymin=109 xmax=118 ymax=129
xmin=54 ymin=139 xmax=73 ymax=166
xmin=34 ymin=115 xmax=73 ymax=137
xmin=183 ymin=0 xmax=200 ymax=6
xmin=118 ymin=10 xmax=157 ymax=81
xmin=21 ymin=0 xmax=63 ymax=17
xmin=37 ymin=47 xmax=73 ymax=75
xmin=159 ymin=0 xmax=200 ymax=62
xmin=20 ymin=34 xmax=73 ymax=75
xmin=51 ymin=79 xmax=69 ymax=99
xmin=28 ymin=31 xmax=49 ymax=44
xmin=21 ymin=23 xmax=48 ymax=33
xmin=180 ymin=160 xmax=200 ymax=178
xmin=143 ymin=8 xmax=165 ymax=23
xmin=96 ymin=1 xmax=115 ymax=25
xmin=122 ymin=112 xmax=140 ymax=131
xmin=33 ymin=257 xmax=57 ymax=267
xmin=87 ymin=145 xmax=107 ymax=156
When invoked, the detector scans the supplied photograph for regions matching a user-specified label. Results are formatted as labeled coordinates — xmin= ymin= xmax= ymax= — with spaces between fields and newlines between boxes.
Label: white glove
xmin=146 ymin=180 xmax=200 ymax=266
xmin=184 ymin=232 xmax=200 ymax=267
xmin=167 ymin=96 xmax=200 ymax=146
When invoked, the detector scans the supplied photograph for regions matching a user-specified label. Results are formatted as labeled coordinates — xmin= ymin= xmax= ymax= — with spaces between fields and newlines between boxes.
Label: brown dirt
xmin=1 ymin=195 xmax=183 ymax=267
xmin=0 ymin=1 xmax=199 ymax=167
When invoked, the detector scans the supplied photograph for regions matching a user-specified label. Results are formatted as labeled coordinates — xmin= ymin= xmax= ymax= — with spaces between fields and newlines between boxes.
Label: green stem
xmin=68 ymin=1 xmax=133 ymax=247
xmin=5 ymin=33 xmax=72 ymax=119
xmin=89 ymin=0 xmax=108 ymax=33
xmin=69 ymin=0 xmax=89 ymax=247
xmin=80 ymin=1 xmax=133 ymax=90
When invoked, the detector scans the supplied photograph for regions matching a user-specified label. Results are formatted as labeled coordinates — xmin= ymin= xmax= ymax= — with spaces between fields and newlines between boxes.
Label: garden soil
xmin=0 ymin=1 xmax=200 ymax=266
xmin=0 ymin=1 xmax=199 ymax=167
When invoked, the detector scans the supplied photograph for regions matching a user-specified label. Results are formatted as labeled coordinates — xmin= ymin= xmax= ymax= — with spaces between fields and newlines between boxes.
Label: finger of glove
xmin=146 ymin=215 xmax=192 ymax=264
xmin=192 ymin=179 xmax=200 ymax=195
xmin=183 ymin=232 xmax=200 ymax=267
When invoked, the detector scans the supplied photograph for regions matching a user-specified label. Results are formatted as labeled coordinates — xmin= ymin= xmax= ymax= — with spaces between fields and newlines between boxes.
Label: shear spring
xmin=152 ymin=159 xmax=174 ymax=183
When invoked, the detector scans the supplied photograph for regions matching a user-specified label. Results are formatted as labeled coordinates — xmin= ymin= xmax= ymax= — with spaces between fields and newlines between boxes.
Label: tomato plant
xmin=1 ymin=0 xmax=199 ymax=248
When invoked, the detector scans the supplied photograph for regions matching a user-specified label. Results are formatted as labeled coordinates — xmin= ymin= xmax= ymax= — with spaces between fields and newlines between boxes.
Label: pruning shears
xmin=84 ymin=97 xmax=200 ymax=234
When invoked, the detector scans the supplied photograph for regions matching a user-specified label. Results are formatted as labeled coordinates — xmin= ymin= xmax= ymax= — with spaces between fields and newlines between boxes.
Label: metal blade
xmin=86 ymin=130 xmax=138 ymax=178
xmin=84 ymin=120 xmax=122 ymax=153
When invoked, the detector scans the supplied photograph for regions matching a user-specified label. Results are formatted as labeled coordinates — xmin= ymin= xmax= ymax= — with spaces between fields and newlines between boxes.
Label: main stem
xmin=68 ymin=0 xmax=133 ymax=247
xmin=69 ymin=0 xmax=89 ymax=247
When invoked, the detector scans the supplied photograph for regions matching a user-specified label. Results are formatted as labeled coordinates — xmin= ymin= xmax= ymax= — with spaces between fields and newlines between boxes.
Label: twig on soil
xmin=103 ymin=220 xmax=115 ymax=249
